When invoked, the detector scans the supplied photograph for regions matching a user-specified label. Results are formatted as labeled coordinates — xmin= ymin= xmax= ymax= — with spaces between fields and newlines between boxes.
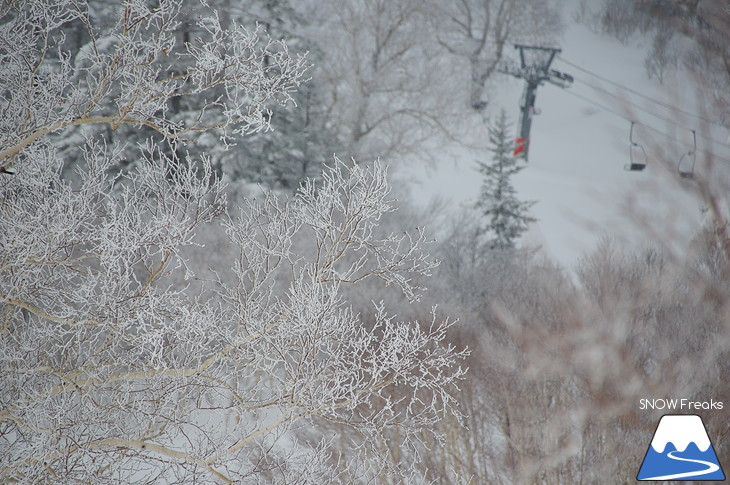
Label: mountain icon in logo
xmin=637 ymin=414 xmax=725 ymax=481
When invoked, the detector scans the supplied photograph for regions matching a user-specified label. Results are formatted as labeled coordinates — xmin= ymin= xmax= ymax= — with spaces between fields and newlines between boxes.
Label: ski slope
xmin=406 ymin=5 xmax=729 ymax=268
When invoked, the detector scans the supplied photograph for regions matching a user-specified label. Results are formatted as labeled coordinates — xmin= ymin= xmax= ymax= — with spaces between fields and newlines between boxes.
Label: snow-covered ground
xmin=405 ymin=6 xmax=729 ymax=269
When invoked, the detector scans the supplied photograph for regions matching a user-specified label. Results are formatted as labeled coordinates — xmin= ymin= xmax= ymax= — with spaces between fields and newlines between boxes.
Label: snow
xmin=404 ymin=4 xmax=728 ymax=269
xmin=650 ymin=415 xmax=711 ymax=453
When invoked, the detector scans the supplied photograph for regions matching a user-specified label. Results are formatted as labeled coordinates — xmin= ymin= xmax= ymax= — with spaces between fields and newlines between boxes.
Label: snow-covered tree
xmin=476 ymin=110 xmax=536 ymax=249
xmin=0 ymin=0 xmax=307 ymax=172
xmin=198 ymin=0 xmax=339 ymax=189
xmin=309 ymin=0 xmax=462 ymax=161
xmin=433 ymin=0 xmax=564 ymax=111
xmin=590 ymin=0 xmax=730 ymax=124
xmin=0 ymin=1 xmax=467 ymax=483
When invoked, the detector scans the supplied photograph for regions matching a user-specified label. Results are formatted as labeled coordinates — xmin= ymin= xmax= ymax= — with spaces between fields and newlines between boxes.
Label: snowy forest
xmin=1 ymin=0 xmax=730 ymax=483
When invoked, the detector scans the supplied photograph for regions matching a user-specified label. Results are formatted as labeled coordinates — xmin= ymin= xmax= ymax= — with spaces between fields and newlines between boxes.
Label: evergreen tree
xmin=476 ymin=110 xmax=536 ymax=249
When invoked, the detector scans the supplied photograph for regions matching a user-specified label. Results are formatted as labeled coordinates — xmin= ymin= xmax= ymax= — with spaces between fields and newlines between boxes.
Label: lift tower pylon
xmin=499 ymin=45 xmax=573 ymax=161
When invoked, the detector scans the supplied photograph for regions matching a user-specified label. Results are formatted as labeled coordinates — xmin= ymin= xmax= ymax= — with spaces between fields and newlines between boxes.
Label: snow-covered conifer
xmin=476 ymin=110 xmax=536 ymax=249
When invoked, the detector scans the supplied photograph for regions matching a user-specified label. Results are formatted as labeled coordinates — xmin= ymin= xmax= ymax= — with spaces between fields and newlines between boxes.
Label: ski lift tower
xmin=499 ymin=45 xmax=573 ymax=160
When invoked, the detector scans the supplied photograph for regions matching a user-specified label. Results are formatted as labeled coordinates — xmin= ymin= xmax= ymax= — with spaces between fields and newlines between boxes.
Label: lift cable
xmin=568 ymin=76 xmax=729 ymax=148
xmin=556 ymin=55 xmax=728 ymax=129
xmin=558 ymin=88 xmax=729 ymax=163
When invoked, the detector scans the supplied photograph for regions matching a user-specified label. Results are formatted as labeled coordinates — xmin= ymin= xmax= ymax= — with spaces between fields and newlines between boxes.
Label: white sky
xmin=402 ymin=6 xmax=728 ymax=269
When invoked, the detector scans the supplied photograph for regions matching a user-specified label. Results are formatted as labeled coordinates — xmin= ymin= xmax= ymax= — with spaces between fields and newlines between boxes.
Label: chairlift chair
xmin=625 ymin=121 xmax=647 ymax=171
xmin=677 ymin=129 xmax=697 ymax=179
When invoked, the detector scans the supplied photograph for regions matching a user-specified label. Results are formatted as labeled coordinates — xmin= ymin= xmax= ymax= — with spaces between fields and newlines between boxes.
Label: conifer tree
xmin=476 ymin=110 xmax=536 ymax=249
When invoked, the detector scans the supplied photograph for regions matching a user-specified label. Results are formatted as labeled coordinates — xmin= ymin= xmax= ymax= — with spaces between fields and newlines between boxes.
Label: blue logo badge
xmin=637 ymin=414 xmax=725 ymax=481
